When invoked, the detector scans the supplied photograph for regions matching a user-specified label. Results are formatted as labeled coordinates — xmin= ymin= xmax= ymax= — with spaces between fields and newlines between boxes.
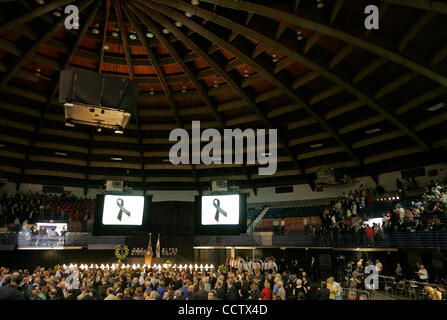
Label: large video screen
xmin=92 ymin=194 xmax=151 ymax=235
xmin=195 ymin=193 xmax=247 ymax=235
xmin=102 ymin=195 xmax=145 ymax=226
xmin=201 ymin=194 xmax=240 ymax=225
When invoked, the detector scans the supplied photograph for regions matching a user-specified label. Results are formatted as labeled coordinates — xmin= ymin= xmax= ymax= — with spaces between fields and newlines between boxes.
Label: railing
xmin=2 ymin=230 xmax=447 ymax=249
xmin=194 ymin=231 xmax=447 ymax=248
xmin=341 ymin=287 xmax=372 ymax=300
xmin=0 ymin=232 xmax=126 ymax=249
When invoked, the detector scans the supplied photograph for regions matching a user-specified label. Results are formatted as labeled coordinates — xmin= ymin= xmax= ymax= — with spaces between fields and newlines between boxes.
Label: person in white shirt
xmin=375 ymin=259 xmax=383 ymax=274
xmin=271 ymin=260 xmax=278 ymax=273
xmin=418 ymin=265 xmax=429 ymax=282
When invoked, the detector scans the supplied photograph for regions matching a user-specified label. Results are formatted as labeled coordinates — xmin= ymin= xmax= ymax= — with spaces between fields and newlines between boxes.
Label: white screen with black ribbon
xmin=201 ymin=194 xmax=240 ymax=225
xmin=102 ymin=195 xmax=145 ymax=225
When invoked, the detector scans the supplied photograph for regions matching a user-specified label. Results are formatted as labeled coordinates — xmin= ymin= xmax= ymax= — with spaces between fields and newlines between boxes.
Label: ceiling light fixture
xmin=96 ymin=127 xmax=102 ymax=132
xmin=55 ymin=152 xmax=68 ymax=156
xmin=114 ymin=130 xmax=124 ymax=134
xmin=272 ymin=53 xmax=278 ymax=63
xmin=297 ymin=30 xmax=304 ymax=40
xmin=365 ymin=128 xmax=381 ymax=135
xmin=162 ymin=28 xmax=170 ymax=34
xmin=310 ymin=143 xmax=323 ymax=148
xmin=111 ymin=31 xmax=119 ymax=38
xmin=149 ymin=88 xmax=154 ymax=95
xmin=103 ymin=44 xmax=109 ymax=50
xmin=129 ymin=32 xmax=137 ymax=40
xmin=317 ymin=0 xmax=324 ymax=8
xmin=182 ymin=85 xmax=187 ymax=93
xmin=427 ymin=102 xmax=445 ymax=112
xmin=191 ymin=0 xmax=200 ymax=5
xmin=175 ymin=21 xmax=183 ymax=27
xmin=92 ymin=28 xmax=100 ymax=34
xmin=35 ymin=0 xmax=45 ymax=5
xmin=111 ymin=157 xmax=122 ymax=161
xmin=52 ymin=10 xmax=62 ymax=17
xmin=185 ymin=11 xmax=193 ymax=17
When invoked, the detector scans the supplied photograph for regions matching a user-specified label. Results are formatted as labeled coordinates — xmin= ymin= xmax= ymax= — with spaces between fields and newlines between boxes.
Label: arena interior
xmin=0 ymin=0 xmax=447 ymax=307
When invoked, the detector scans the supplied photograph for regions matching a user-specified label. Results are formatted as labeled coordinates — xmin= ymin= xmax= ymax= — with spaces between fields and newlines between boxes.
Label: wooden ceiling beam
xmin=116 ymin=0 xmax=149 ymax=194
xmin=0 ymin=0 xmax=75 ymax=35
xmin=198 ymin=0 xmax=447 ymax=87
xmin=136 ymin=0 xmax=305 ymax=176
xmin=0 ymin=0 xmax=95 ymax=88
xmin=125 ymin=5 xmax=201 ymax=192
xmin=173 ymin=0 xmax=431 ymax=152
xmin=14 ymin=0 xmax=99 ymax=191
xmin=330 ymin=0 xmax=345 ymax=25
xmin=149 ymin=0 xmax=361 ymax=166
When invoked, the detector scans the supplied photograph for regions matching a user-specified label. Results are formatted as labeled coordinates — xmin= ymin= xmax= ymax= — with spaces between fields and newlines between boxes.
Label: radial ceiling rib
xmin=98 ymin=0 xmax=111 ymax=73
xmin=128 ymin=3 xmax=257 ymax=194
xmin=124 ymin=5 xmax=201 ymax=192
xmin=128 ymin=4 xmax=224 ymax=127
xmin=134 ymin=0 xmax=305 ymax=176
xmin=0 ymin=0 xmax=94 ymax=88
xmin=146 ymin=0 xmax=362 ymax=164
xmin=15 ymin=0 xmax=99 ymax=190
xmin=171 ymin=0 xmax=430 ymax=151
xmin=0 ymin=0 xmax=75 ymax=35
xmin=116 ymin=0 xmax=147 ymax=194
xmin=197 ymin=0 xmax=447 ymax=87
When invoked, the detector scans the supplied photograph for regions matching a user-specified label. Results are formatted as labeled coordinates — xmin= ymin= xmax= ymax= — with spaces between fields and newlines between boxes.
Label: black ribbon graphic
xmin=213 ymin=199 xmax=227 ymax=222
xmin=117 ymin=198 xmax=131 ymax=221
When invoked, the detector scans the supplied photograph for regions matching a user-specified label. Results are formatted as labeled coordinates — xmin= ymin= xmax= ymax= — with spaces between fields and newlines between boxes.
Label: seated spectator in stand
xmin=280 ymin=218 xmax=286 ymax=235
xmin=272 ymin=220 xmax=280 ymax=235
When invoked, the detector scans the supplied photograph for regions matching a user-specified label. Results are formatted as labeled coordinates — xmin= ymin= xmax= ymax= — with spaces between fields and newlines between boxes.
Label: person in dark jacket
xmin=225 ymin=279 xmax=238 ymax=300
xmin=0 ymin=272 xmax=25 ymax=300
xmin=216 ymin=280 xmax=226 ymax=300
xmin=316 ymin=281 xmax=330 ymax=300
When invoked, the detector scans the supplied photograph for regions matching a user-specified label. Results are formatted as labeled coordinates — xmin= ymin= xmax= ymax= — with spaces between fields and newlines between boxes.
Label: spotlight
xmin=114 ymin=130 xmax=123 ymax=134
xmin=129 ymin=33 xmax=137 ymax=40
xmin=272 ymin=53 xmax=278 ymax=63
xmin=162 ymin=28 xmax=170 ymax=34
xmin=191 ymin=0 xmax=199 ymax=5
xmin=92 ymin=28 xmax=100 ymax=35
xmin=185 ymin=11 xmax=193 ymax=18
xmin=96 ymin=127 xmax=102 ymax=132
xmin=182 ymin=85 xmax=187 ymax=93
xmin=52 ymin=10 xmax=62 ymax=17
xmin=213 ymin=79 xmax=218 ymax=88
xmin=149 ymin=88 xmax=154 ymax=95
xmin=35 ymin=0 xmax=45 ymax=5
xmin=297 ymin=30 xmax=304 ymax=40
xmin=175 ymin=21 xmax=183 ymax=27
xmin=111 ymin=29 xmax=119 ymax=37
xmin=146 ymin=31 xmax=154 ymax=38
xmin=317 ymin=0 xmax=324 ymax=8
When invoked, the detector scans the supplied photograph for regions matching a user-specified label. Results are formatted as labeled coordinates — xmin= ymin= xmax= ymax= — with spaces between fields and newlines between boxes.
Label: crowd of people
xmin=1 ymin=254 xmax=445 ymax=301
xmin=0 ymin=192 xmax=95 ymax=232
xmin=301 ymin=180 xmax=447 ymax=247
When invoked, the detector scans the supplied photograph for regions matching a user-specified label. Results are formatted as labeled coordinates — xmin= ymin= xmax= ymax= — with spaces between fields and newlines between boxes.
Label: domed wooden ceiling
xmin=0 ymin=0 xmax=446 ymax=194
